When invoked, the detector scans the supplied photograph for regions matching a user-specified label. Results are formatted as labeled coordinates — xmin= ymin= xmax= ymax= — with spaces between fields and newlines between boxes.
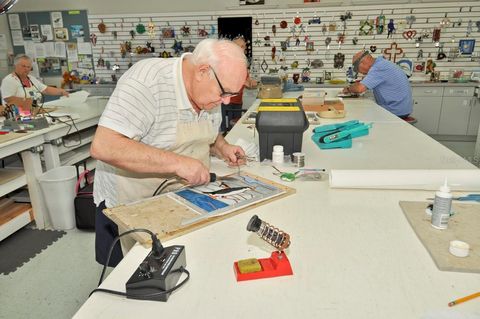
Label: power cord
xmin=89 ymin=228 xmax=190 ymax=300
xmin=152 ymin=178 xmax=171 ymax=197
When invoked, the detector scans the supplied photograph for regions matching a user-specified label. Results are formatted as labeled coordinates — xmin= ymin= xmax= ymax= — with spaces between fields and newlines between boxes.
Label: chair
xmin=402 ymin=116 xmax=417 ymax=125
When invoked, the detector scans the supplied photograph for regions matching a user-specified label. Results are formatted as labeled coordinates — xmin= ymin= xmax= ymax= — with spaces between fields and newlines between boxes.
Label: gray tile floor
xmin=0 ymin=228 xmax=105 ymax=319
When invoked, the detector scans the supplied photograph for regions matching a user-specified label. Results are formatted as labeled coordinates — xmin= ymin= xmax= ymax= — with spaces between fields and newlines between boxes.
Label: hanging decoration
xmin=272 ymin=25 xmax=277 ymax=36
xmin=376 ymin=15 xmax=385 ymax=34
xmin=308 ymin=16 xmax=321 ymax=25
xmin=387 ymin=19 xmax=396 ymax=38
xmin=306 ymin=41 xmax=314 ymax=52
xmin=333 ymin=53 xmax=345 ymax=69
xmin=180 ymin=25 xmax=191 ymax=37
xmin=264 ymin=35 xmax=271 ymax=47
xmin=340 ymin=11 xmax=352 ymax=31
xmin=162 ymin=27 xmax=175 ymax=38
xmin=294 ymin=14 xmax=302 ymax=25
xmin=90 ymin=33 xmax=97 ymax=46
xmin=329 ymin=22 xmax=336 ymax=32
xmin=369 ymin=45 xmax=377 ymax=52
xmin=136 ymin=23 xmax=146 ymax=34
xmin=271 ymin=46 xmax=276 ymax=61
xmin=413 ymin=61 xmax=425 ymax=73
xmin=425 ymin=59 xmax=436 ymax=74
xmin=406 ymin=15 xmax=416 ymax=29
xmin=322 ymin=24 xmax=327 ymax=34
xmin=337 ymin=33 xmax=345 ymax=46
xmin=325 ymin=37 xmax=332 ymax=49
xmin=440 ymin=13 xmax=451 ymax=28
xmin=311 ymin=59 xmax=324 ymax=69
xmin=161 ymin=51 xmax=170 ymax=58
xmin=98 ymin=20 xmax=107 ymax=33
xmin=436 ymin=44 xmax=446 ymax=60
xmin=415 ymin=37 xmax=423 ymax=48
xmin=291 ymin=60 xmax=299 ymax=69
xmin=129 ymin=30 xmax=136 ymax=39
xmin=295 ymin=37 xmax=301 ymax=46
xmin=112 ymin=31 xmax=117 ymax=40
xmin=171 ymin=39 xmax=183 ymax=55
xmin=476 ymin=21 xmax=480 ymax=32
xmin=147 ymin=21 xmax=156 ymax=39
xmin=466 ymin=20 xmax=473 ymax=36
xmin=281 ymin=41 xmax=288 ymax=51
xmin=402 ymin=30 xmax=417 ymax=41
xmin=417 ymin=49 xmax=423 ymax=59
xmin=198 ymin=26 xmax=209 ymax=37
xmin=280 ymin=20 xmax=288 ymax=29
xmin=432 ymin=28 xmax=441 ymax=45
xmin=352 ymin=36 xmax=358 ymax=45
xmin=383 ymin=42 xmax=403 ymax=63
xmin=359 ymin=19 xmax=374 ymax=36
xmin=261 ymin=58 xmax=268 ymax=73
xmin=301 ymin=68 xmax=311 ymax=82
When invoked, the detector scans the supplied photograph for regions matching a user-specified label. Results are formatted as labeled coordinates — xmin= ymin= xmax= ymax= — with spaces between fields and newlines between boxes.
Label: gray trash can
xmin=38 ymin=166 xmax=77 ymax=230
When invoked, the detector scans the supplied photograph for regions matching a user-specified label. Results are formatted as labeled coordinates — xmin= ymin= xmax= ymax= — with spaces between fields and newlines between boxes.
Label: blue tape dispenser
xmin=311 ymin=120 xmax=372 ymax=149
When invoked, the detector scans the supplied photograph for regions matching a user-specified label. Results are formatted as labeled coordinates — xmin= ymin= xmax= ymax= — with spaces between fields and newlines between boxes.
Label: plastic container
xmin=272 ymin=145 xmax=284 ymax=164
xmin=38 ymin=166 xmax=77 ymax=230
xmin=431 ymin=179 xmax=452 ymax=230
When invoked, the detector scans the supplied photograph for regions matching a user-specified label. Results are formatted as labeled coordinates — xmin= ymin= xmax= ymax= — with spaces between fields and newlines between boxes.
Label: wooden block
xmin=302 ymin=100 xmax=345 ymax=112
xmin=0 ymin=202 xmax=33 ymax=227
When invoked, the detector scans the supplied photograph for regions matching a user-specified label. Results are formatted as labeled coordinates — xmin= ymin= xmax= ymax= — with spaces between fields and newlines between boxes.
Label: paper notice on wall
xmin=24 ymin=41 xmax=36 ymax=58
xmin=11 ymin=30 xmax=24 ymax=46
xmin=44 ymin=42 xmax=55 ymax=57
xmin=31 ymin=61 xmax=40 ymax=77
xmin=77 ymin=42 xmax=92 ymax=55
xmin=0 ymin=34 xmax=7 ymax=51
xmin=41 ymin=24 xmax=53 ymax=41
xmin=54 ymin=42 xmax=66 ymax=58
xmin=66 ymin=43 xmax=78 ymax=62
xmin=8 ymin=14 xmax=21 ymax=29
xmin=34 ymin=43 xmax=46 ymax=58
xmin=51 ymin=12 xmax=63 ymax=28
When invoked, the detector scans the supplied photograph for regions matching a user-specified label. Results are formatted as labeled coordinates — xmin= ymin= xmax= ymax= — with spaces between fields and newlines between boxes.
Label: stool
xmin=402 ymin=116 xmax=417 ymax=125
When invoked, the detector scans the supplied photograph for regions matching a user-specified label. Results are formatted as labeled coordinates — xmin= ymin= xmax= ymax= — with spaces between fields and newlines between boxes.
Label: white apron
xmin=114 ymin=112 xmax=217 ymax=252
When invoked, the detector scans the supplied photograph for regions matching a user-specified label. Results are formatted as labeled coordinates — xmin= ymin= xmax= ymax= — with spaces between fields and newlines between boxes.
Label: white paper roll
xmin=329 ymin=169 xmax=480 ymax=191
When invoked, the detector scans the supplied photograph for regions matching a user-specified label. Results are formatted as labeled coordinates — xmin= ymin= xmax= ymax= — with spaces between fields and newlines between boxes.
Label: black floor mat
xmin=0 ymin=227 xmax=66 ymax=275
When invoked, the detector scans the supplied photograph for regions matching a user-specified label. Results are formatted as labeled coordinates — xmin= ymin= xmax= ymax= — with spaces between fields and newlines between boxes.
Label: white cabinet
xmin=411 ymin=87 xmax=443 ymax=135
xmin=412 ymin=85 xmax=478 ymax=136
xmin=468 ymin=98 xmax=480 ymax=136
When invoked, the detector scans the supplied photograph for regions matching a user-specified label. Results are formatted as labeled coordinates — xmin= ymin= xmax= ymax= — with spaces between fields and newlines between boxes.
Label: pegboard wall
xmin=89 ymin=1 xmax=480 ymax=83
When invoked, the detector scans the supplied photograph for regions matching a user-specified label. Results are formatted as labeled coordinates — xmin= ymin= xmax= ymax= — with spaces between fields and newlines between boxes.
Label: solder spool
xmin=247 ymin=215 xmax=291 ymax=250
xmin=292 ymin=152 xmax=305 ymax=167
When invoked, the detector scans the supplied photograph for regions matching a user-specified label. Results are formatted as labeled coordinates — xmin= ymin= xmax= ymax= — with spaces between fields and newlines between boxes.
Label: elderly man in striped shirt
xmin=90 ymin=39 xmax=248 ymax=266
xmin=343 ymin=50 xmax=413 ymax=119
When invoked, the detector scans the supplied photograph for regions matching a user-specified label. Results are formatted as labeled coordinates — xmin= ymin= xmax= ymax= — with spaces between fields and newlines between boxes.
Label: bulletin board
xmin=6 ymin=9 xmax=94 ymax=77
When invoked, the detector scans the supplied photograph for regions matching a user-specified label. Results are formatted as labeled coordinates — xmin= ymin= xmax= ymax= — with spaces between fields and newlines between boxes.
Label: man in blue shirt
xmin=343 ymin=50 xmax=413 ymax=118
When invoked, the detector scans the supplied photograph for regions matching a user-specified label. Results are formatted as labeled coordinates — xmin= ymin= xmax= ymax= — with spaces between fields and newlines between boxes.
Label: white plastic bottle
xmin=272 ymin=145 xmax=284 ymax=164
xmin=431 ymin=179 xmax=452 ymax=229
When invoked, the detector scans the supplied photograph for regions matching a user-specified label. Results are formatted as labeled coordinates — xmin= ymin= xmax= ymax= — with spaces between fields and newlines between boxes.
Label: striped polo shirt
xmin=361 ymin=56 xmax=413 ymax=116
xmin=93 ymin=53 xmax=222 ymax=207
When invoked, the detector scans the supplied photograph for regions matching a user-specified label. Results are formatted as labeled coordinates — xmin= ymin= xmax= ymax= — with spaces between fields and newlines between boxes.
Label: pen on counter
xmin=448 ymin=292 xmax=480 ymax=307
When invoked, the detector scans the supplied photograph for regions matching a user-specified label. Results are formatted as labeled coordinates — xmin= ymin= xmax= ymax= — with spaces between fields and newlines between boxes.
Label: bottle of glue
xmin=431 ymin=179 xmax=452 ymax=229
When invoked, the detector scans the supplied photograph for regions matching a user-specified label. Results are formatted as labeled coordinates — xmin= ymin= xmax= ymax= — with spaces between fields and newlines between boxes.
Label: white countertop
xmin=73 ymin=91 xmax=480 ymax=319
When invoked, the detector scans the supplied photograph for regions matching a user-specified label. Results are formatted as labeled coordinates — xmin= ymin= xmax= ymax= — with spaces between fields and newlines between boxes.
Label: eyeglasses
xmin=352 ymin=50 xmax=370 ymax=73
xmin=210 ymin=66 xmax=240 ymax=98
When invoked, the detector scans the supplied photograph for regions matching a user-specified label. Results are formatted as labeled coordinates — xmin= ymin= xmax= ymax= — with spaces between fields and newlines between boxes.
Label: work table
xmin=74 ymin=90 xmax=479 ymax=319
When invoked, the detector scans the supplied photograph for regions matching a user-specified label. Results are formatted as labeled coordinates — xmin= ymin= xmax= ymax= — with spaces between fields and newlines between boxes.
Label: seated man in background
xmin=90 ymin=38 xmax=248 ymax=267
xmin=1 ymin=54 xmax=69 ymax=115
xmin=343 ymin=50 xmax=413 ymax=119
xmin=220 ymin=35 xmax=257 ymax=132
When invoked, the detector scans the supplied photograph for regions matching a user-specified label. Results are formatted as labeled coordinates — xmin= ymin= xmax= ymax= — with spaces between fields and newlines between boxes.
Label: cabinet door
xmin=438 ymin=97 xmax=471 ymax=135
xmin=467 ymin=98 xmax=480 ymax=136
xmin=411 ymin=96 xmax=442 ymax=134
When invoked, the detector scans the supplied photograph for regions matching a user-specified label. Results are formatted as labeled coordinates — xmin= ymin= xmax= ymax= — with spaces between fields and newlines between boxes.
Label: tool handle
xmin=210 ymin=173 xmax=216 ymax=182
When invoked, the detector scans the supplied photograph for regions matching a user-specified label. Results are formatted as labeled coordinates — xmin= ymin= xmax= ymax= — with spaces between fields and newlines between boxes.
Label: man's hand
xmin=61 ymin=89 xmax=69 ymax=97
xmin=342 ymin=86 xmax=351 ymax=94
xmin=219 ymin=143 xmax=246 ymax=166
xmin=174 ymin=155 xmax=211 ymax=185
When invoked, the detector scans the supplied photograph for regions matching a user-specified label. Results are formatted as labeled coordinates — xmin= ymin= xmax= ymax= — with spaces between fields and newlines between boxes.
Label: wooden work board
xmin=399 ymin=201 xmax=480 ymax=273
xmin=103 ymin=172 xmax=295 ymax=245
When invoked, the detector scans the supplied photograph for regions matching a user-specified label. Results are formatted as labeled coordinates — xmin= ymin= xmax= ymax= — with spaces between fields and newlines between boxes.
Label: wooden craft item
xmin=97 ymin=20 xmax=106 ymax=33
xmin=402 ymin=30 xmax=417 ymax=40
xmin=302 ymin=98 xmax=345 ymax=113
xmin=103 ymin=172 xmax=295 ymax=245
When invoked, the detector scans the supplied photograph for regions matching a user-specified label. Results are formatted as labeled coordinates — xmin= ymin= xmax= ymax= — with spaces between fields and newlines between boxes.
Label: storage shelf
xmin=0 ymin=200 xmax=33 ymax=242
xmin=0 ymin=168 xmax=27 ymax=198
xmin=60 ymin=144 xmax=92 ymax=167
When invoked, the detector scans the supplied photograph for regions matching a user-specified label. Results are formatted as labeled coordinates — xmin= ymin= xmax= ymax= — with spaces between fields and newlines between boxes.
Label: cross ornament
xmin=384 ymin=42 xmax=404 ymax=63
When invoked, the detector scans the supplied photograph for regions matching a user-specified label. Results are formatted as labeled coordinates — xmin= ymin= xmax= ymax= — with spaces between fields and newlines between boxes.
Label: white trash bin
xmin=38 ymin=166 xmax=77 ymax=230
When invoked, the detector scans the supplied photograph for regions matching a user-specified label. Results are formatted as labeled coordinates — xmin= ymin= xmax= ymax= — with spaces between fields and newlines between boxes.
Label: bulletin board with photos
xmin=7 ymin=9 xmax=94 ymax=78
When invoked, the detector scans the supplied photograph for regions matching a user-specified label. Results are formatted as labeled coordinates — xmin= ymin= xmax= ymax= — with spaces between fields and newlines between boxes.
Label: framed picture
xmin=324 ymin=71 xmax=332 ymax=81
xmin=54 ymin=27 xmax=69 ymax=41
xmin=459 ymin=39 xmax=475 ymax=55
